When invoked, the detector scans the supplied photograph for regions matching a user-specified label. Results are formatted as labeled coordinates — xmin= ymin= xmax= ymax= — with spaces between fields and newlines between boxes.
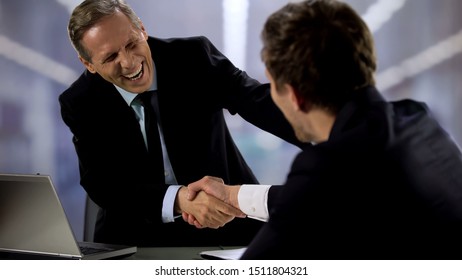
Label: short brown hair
xmin=261 ymin=0 xmax=376 ymax=113
xmin=68 ymin=0 xmax=141 ymax=62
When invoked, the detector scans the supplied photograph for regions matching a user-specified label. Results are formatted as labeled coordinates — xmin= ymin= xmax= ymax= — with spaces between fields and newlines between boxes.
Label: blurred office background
xmin=0 ymin=0 xmax=461 ymax=241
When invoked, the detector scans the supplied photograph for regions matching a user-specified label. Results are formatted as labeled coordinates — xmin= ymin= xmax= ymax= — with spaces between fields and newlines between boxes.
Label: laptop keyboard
xmin=79 ymin=245 xmax=113 ymax=255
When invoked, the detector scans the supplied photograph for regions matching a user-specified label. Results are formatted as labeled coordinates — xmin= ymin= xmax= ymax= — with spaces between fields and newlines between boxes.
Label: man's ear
xmin=138 ymin=18 xmax=148 ymax=40
xmin=286 ymin=84 xmax=308 ymax=112
xmin=79 ymin=56 xmax=96 ymax=74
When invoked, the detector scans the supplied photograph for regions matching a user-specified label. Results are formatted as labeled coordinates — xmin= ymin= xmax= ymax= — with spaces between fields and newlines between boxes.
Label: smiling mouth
xmin=123 ymin=64 xmax=143 ymax=81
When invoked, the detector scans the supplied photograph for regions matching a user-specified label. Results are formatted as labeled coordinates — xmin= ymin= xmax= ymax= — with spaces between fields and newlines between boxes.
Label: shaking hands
xmin=176 ymin=176 xmax=243 ymax=229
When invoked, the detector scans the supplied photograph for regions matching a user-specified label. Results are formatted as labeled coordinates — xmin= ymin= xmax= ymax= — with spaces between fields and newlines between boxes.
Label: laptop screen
xmin=0 ymin=174 xmax=82 ymax=259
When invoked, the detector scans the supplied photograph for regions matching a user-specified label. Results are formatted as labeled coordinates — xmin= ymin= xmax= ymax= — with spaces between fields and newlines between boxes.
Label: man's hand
xmin=186 ymin=176 xmax=241 ymax=208
xmin=175 ymin=186 xmax=244 ymax=229
xmin=182 ymin=212 xmax=203 ymax=229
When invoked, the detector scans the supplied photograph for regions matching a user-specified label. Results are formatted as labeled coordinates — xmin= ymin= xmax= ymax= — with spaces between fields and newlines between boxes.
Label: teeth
xmin=124 ymin=64 xmax=143 ymax=80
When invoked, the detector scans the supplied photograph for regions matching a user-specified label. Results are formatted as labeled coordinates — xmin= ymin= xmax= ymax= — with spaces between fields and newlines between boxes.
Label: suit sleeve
xmin=195 ymin=36 xmax=304 ymax=149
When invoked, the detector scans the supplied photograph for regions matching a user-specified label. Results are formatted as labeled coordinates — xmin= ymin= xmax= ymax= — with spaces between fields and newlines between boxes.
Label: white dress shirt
xmin=238 ymin=184 xmax=272 ymax=222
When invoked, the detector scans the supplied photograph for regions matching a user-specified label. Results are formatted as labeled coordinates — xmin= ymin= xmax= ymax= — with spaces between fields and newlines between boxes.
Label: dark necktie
xmin=137 ymin=90 xmax=165 ymax=181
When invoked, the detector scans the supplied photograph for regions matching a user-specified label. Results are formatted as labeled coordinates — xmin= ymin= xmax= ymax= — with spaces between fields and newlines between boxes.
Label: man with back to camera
xmin=59 ymin=0 xmax=303 ymax=247
xmin=186 ymin=0 xmax=462 ymax=259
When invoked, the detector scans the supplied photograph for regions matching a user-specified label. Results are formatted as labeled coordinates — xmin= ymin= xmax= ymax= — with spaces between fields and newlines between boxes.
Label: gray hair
xmin=68 ymin=0 xmax=141 ymax=62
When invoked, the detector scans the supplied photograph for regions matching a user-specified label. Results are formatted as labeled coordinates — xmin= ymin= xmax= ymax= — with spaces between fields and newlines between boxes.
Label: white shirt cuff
xmin=238 ymin=184 xmax=271 ymax=222
xmin=162 ymin=185 xmax=182 ymax=223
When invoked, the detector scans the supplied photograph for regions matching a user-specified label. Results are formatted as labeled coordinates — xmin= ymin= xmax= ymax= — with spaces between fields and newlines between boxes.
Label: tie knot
xmin=136 ymin=90 xmax=154 ymax=107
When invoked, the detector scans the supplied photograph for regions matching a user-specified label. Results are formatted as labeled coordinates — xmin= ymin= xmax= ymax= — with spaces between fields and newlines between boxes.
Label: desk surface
xmin=127 ymin=246 xmax=243 ymax=260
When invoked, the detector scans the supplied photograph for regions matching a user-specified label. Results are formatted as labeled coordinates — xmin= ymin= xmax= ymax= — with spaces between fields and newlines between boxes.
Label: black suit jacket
xmin=59 ymin=36 xmax=300 ymax=246
xmin=242 ymin=86 xmax=462 ymax=259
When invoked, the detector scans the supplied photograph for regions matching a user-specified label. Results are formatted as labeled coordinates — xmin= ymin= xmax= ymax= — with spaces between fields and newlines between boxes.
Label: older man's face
xmin=79 ymin=10 xmax=154 ymax=94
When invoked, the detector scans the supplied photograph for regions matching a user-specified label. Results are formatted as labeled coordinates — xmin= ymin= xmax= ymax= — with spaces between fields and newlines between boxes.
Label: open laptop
xmin=0 ymin=173 xmax=137 ymax=260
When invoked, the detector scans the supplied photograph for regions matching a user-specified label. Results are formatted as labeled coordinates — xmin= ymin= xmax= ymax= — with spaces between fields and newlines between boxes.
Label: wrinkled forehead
xmin=82 ymin=12 xmax=143 ymax=60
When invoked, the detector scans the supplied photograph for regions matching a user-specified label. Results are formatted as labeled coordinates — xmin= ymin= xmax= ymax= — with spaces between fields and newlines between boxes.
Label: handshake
xmin=175 ymin=176 xmax=245 ymax=229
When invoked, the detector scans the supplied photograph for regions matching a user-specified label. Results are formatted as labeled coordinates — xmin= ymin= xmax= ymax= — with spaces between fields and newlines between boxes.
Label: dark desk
xmin=127 ymin=246 xmax=243 ymax=260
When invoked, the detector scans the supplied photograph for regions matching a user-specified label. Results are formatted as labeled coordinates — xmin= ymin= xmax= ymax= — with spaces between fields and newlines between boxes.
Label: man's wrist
xmin=228 ymin=185 xmax=241 ymax=209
